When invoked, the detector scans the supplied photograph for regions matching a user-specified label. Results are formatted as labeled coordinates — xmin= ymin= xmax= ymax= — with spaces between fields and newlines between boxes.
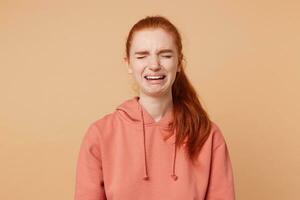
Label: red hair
xmin=125 ymin=15 xmax=212 ymax=164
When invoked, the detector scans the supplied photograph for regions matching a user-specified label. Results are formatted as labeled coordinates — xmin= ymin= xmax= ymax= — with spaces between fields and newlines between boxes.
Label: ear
xmin=177 ymin=58 xmax=184 ymax=72
xmin=124 ymin=57 xmax=133 ymax=74
xmin=177 ymin=66 xmax=181 ymax=72
xmin=177 ymin=63 xmax=182 ymax=72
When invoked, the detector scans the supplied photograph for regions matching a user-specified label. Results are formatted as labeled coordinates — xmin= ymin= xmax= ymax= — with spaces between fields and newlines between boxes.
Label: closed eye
xmin=136 ymin=56 xmax=146 ymax=59
xmin=162 ymin=55 xmax=172 ymax=58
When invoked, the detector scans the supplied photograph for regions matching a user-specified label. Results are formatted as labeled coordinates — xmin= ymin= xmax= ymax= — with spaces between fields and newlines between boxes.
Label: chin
xmin=143 ymin=89 xmax=169 ymax=97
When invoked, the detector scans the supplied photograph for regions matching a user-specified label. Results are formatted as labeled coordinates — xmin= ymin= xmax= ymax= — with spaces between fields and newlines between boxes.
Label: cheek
xmin=132 ymin=58 xmax=147 ymax=68
xmin=161 ymin=59 xmax=178 ymax=71
xmin=131 ymin=65 xmax=144 ymax=78
xmin=133 ymin=62 xmax=152 ymax=77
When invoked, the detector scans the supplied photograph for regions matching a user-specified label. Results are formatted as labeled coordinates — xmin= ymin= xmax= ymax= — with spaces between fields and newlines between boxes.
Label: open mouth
xmin=144 ymin=75 xmax=166 ymax=80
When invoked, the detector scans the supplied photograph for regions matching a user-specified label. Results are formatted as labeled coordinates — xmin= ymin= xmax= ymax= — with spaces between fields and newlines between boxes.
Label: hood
xmin=116 ymin=96 xmax=174 ymax=126
xmin=115 ymin=96 xmax=178 ymax=181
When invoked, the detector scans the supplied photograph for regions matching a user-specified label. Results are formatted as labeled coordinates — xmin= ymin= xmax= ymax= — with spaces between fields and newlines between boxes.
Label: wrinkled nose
xmin=148 ymin=56 xmax=161 ymax=71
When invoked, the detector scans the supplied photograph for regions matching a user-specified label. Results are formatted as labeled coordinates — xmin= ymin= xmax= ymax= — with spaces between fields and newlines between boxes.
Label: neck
xmin=138 ymin=92 xmax=173 ymax=122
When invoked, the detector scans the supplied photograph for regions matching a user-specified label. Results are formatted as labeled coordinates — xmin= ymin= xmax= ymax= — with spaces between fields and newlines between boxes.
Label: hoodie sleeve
xmin=74 ymin=123 xmax=106 ymax=200
xmin=205 ymin=128 xmax=236 ymax=200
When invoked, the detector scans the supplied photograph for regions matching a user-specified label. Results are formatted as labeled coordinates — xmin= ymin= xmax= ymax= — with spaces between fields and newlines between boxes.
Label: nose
xmin=148 ymin=55 xmax=161 ymax=71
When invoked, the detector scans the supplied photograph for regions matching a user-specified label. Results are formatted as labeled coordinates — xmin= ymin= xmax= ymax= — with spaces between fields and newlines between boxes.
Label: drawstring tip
xmin=171 ymin=174 xmax=178 ymax=181
xmin=143 ymin=176 xmax=150 ymax=181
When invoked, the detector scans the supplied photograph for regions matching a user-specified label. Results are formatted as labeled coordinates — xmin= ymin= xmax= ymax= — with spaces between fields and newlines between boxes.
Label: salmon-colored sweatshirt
xmin=74 ymin=96 xmax=235 ymax=200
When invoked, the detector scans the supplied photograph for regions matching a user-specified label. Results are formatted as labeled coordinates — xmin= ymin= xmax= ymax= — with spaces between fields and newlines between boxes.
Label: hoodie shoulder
xmin=91 ymin=111 xmax=117 ymax=130
xmin=210 ymin=121 xmax=228 ymax=150
xmin=89 ymin=97 xmax=137 ymax=134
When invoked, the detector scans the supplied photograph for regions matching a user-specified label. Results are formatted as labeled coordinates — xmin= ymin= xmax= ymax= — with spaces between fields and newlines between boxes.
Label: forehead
xmin=130 ymin=28 xmax=176 ymax=52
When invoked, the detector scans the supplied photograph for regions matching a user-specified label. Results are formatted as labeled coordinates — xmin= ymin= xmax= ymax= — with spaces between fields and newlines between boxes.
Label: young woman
xmin=74 ymin=15 xmax=235 ymax=200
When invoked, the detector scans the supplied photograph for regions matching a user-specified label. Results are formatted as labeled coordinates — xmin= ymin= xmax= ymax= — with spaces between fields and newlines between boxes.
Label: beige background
xmin=1 ymin=0 xmax=299 ymax=199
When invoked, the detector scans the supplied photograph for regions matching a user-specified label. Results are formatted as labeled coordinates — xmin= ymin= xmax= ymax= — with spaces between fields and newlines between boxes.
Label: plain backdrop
xmin=1 ymin=0 xmax=299 ymax=199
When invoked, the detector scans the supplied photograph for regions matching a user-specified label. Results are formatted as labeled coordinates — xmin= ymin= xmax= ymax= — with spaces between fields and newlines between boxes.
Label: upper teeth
xmin=145 ymin=75 xmax=164 ymax=80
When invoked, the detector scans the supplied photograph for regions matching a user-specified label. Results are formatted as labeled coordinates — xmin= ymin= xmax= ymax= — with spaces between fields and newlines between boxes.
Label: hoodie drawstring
xmin=140 ymin=106 xmax=150 ymax=180
xmin=171 ymin=143 xmax=178 ymax=181
xmin=140 ymin=103 xmax=178 ymax=181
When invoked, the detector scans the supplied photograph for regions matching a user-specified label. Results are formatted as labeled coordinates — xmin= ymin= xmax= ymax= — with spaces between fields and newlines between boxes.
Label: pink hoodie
xmin=74 ymin=96 xmax=235 ymax=200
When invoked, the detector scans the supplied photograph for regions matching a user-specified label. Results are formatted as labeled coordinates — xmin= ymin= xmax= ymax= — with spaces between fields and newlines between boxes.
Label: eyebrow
xmin=134 ymin=49 xmax=174 ymax=56
xmin=159 ymin=49 xmax=174 ymax=54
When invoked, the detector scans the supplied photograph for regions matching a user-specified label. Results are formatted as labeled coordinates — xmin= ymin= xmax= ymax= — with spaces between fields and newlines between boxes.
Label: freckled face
xmin=126 ymin=28 xmax=181 ymax=97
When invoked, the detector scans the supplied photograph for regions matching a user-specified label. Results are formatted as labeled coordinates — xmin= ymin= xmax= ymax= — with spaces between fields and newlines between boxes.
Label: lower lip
xmin=144 ymin=77 xmax=165 ymax=84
